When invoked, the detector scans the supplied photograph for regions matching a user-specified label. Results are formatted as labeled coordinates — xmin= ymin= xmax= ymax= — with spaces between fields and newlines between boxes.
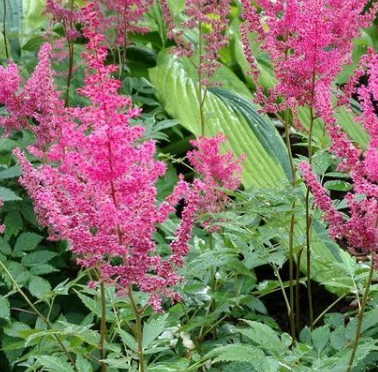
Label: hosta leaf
xmin=0 ymin=0 xmax=22 ymax=57
xmin=149 ymin=50 xmax=289 ymax=189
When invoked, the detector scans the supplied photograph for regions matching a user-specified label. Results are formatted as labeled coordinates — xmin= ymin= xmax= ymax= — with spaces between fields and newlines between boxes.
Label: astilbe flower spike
xmin=162 ymin=0 xmax=231 ymax=85
xmin=241 ymin=0 xmax=377 ymax=119
xmin=4 ymin=2 xmax=198 ymax=311
xmin=187 ymin=134 xmax=244 ymax=229
xmin=300 ymin=53 xmax=378 ymax=265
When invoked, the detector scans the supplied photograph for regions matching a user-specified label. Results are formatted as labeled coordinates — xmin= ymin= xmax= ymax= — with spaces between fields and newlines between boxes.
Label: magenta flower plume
xmin=162 ymin=0 xmax=231 ymax=85
xmin=4 ymin=2 xmax=197 ymax=311
xmin=241 ymin=0 xmax=377 ymax=118
xmin=300 ymin=53 xmax=378 ymax=264
xmin=187 ymin=134 xmax=244 ymax=230
xmin=101 ymin=0 xmax=152 ymax=46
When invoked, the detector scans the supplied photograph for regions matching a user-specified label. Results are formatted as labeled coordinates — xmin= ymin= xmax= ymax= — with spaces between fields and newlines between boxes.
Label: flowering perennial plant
xmin=0 ymin=2 xmax=190 ymax=311
xmin=0 ymin=2 xmax=244 ymax=311
xmin=300 ymin=53 xmax=378 ymax=263
xmin=241 ymin=0 xmax=377 ymax=117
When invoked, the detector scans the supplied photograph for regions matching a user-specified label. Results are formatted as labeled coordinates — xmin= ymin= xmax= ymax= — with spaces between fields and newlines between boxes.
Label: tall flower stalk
xmin=240 ymin=0 xmax=376 ymax=330
xmin=161 ymin=0 xmax=231 ymax=135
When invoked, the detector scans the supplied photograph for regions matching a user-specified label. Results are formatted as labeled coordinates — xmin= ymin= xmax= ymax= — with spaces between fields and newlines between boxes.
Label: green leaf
xmin=0 ymin=138 xmax=19 ymax=152
xmin=0 ymin=236 xmax=11 ymax=255
xmin=239 ymin=320 xmax=282 ymax=354
xmin=76 ymin=356 xmax=93 ymax=372
xmin=0 ymin=296 xmax=10 ymax=320
xmin=77 ymin=292 xmax=115 ymax=321
xmin=142 ymin=314 xmax=168 ymax=349
xmin=0 ymin=187 xmax=22 ymax=201
xmin=149 ymin=50 xmax=289 ymax=189
xmin=37 ymin=356 xmax=75 ymax=372
xmin=117 ymin=329 xmax=138 ymax=352
xmin=21 ymin=250 xmax=57 ymax=266
xmin=0 ymin=165 xmax=22 ymax=180
xmin=28 ymin=275 xmax=51 ymax=298
xmin=324 ymin=180 xmax=353 ymax=192
xmin=312 ymin=325 xmax=331 ymax=354
xmin=13 ymin=232 xmax=43 ymax=256
xmin=208 ymin=344 xmax=274 ymax=372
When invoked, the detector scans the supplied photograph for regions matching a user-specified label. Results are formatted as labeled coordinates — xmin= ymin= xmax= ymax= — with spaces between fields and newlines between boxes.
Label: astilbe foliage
xmin=300 ymin=54 xmax=378 ymax=266
xmin=241 ymin=0 xmax=377 ymax=119
xmin=161 ymin=0 xmax=231 ymax=85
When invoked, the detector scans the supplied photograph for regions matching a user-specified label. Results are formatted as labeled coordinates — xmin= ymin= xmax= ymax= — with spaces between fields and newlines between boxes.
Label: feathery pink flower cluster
xmin=187 ymin=134 xmax=244 ymax=229
xmin=162 ymin=0 xmax=231 ymax=85
xmin=102 ymin=0 xmax=152 ymax=46
xmin=0 ymin=44 xmax=64 ymax=147
xmin=241 ymin=0 xmax=377 ymax=118
xmin=300 ymin=53 xmax=378 ymax=263
xmin=46 ymin=0 xmax=81 ymax=42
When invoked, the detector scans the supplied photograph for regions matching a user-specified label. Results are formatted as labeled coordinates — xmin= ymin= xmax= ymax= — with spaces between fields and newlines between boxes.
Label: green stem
xmin=0 ymin=259 xmax=78 ymax=371
xmin=284 ymin=107 xmax=296 ymax=345
xmin=129 ymin=287 xmax=145 ymax=372
xmin=2 ymin=0 xmax=9 ymax=59
xmin=346 ymin=259 xmax=375 ymax=372
xmin=305 ymin=107 xmax=315 ymax=329
xmin=99 ymin=282 xmax=108 ymax=372
xmin=313 ymin=293 xmax=347 ymax=327
xmin=198 ymin=20 xmax=205 ymax=136
xmin=295 ymin=247 xmax=303 ymax=333
xmin=64 ymin=0 xmax=75 ymax=107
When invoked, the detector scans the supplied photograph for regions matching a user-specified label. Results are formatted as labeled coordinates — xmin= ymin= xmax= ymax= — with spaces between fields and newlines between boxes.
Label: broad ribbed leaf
xmin=149 ymin=50 xmax=289 ymax=188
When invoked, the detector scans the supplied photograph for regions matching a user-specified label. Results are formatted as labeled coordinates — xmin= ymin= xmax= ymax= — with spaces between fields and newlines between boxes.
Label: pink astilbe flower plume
xmin=300 ymin=54 xmax=378 ymax=266
xmin=162 ymin=0 xmax=231 ymax=85
xmin=241 ymin=0 xmax=377 ymax=119
xmin=3 ymin=2 xmax=199 ymax=311
xmin=187 ymin=134 xmax=244 ymax=230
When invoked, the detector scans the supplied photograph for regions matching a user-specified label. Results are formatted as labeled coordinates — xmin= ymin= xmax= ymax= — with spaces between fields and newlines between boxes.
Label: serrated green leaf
xmin=21 ymin=250 xmax=57 ymax=266
xmin=0 ymin=188 xmax=22 ymax=202
xmin=37 ymin=355 xmax=75 ymax=372
xmin=143 ymin=314 xmax=168 ymax=349
xmin=239 ymin=320 xmax=282 ymax=354
xmin=312 ymin=325 xmax=331 ymax=354
xmin=76 ymin=355 xmax=93 ymax=372
xmin=28 ymin=275 xmax=51 ymax=298
xmin=118 ymin=329 xmax=138 ymax=352
xmin=13 ymin=232 xmax=43 ymax=256
xmin=209 ymin=344 xmax=273 ymax=372
xmin=77 ymin=292 xmax=115 ymax=321
xmin=0 ymin=295 xmax=10 ymax=320
xmin=0 ymin=236 xmax=11 ymax=255
xmin=0 ymin=165 xmax=22 ymax=180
